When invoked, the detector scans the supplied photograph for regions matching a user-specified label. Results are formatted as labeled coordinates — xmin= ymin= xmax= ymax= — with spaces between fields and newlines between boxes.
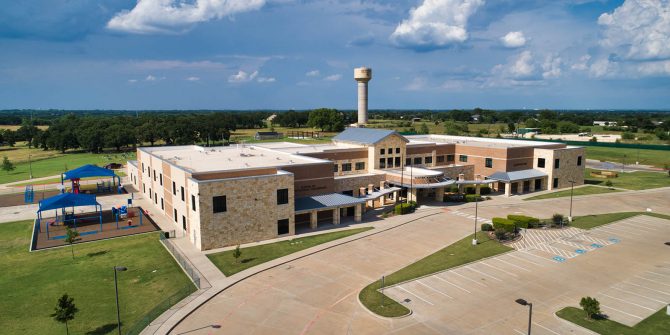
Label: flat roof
xmin=254 ymin=142 xmax=364 ymax=154
xmin=406 ymin=134 xmax=562 ymax=149
xmin=142 ymin=145 xmax=328 ymax=173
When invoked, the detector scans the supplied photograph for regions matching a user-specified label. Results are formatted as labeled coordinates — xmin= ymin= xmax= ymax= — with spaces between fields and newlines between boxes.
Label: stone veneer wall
xmin=334 ymin=173 xmax=385 ymax=196
xmin=195 ymin=172 xmax=295 ymax=251
xmin=430 ymin=164 xmax=475 ymax=180
xmin=534 ymin=147 xmax=585 ymax=190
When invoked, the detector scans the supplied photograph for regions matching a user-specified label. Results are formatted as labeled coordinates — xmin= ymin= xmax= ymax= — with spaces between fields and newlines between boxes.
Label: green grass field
xmin=359 ymin=232 xmax=512 ymax=317
xmin=585 ymin=146 xmax=670 ymax=169
xmin=0 ymin=220 xmax=194 ymax=335
xmin=207 ymin=227 xmax=373 ymax=276
xmin=569 ymin=212 xmax=670 ymax=230
xmin=557 ymin=306 xmax=670 ymax=335
xmin=524 ymin=185 xmax=620 ymax=201
xmin=585 ymin=168 xmax=670 ymax=190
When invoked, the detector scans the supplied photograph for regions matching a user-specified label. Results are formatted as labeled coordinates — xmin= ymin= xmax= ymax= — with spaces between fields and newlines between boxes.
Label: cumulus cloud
xmin=571 ymin=54 xmax=591 ymax=71
xmin=145 ymin=74 xmax=165 ymax=81
xmin=107 ymin=0 xmax=266 ymax=34
xmin=542 ymin=55 xmax=562 ymax=79
xmin=324 ymin=74 xmax=342 ymax=81
xmin=500 ymin=31 xmax=526 ymax=48
xmin=390 ymin=0 xmax=484 ymax=50
xmin=257 ymin=76 xmax=276 ymax=83
xmin=306 ymin=70 xmax=320 ymax=77
xmin=228 ymin=70 xmax=258 ymax=83
xmin=589 ymin=58 xmax=618 ymax=78
xmin=598 ymin=0 xmax=670 ymax=61
xmin=506 ymin=50 xmax=537 ymax=79
xmin=186 ymin=76 xmax=200 ymax=81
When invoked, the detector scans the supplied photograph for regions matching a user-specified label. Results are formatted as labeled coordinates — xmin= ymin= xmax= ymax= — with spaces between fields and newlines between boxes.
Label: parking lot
xmin=384 ymin=215 xmax=670 ymax=334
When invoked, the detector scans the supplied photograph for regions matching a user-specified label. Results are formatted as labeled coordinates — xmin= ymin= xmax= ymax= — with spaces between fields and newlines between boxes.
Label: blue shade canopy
xmin=38 ymin=193 xmax=99 ymax=212
xmin=63 ymin=164 xmax=117 ymax=180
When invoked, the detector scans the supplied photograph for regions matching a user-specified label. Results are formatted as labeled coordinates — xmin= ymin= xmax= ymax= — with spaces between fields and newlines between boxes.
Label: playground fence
xmin=159 ymin=233 xmax=209 ymax=289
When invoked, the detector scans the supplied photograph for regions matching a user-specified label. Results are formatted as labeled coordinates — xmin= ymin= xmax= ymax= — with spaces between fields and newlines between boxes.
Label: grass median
xmin=557 ymin=306 xmax=670 ymax=335
xmin=207 ymin=227 xmax=374 ymax=276
xmin=584 ymin=168 xmax=670 ymax=190
xmin=569 ymin=212 xmax=670 ymax=230
xmin=0 ymin=220 xmax=194 ymax=335
xmin=524 ymin=185 xmax=620 ymax=201
xmin=359 ymin=232 xmax=512 ymax=317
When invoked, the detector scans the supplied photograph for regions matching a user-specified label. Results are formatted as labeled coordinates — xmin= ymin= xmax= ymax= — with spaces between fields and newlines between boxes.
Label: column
xmin=354 ymin=204 xmax=362 ymax=223
xmin=475 ymin=184 xmax=481 ymax=195
xmin=409 ymin=188 xmax=418 ymax=202
xmin=333 ymin=208 xmax=340 ymax=225
xmin=435 ymin=187 xmax=444 ymax=201
xmin=504 ymin=183 xmax=512 ymax=197
xmin=310 ymin=210 xmax=318 ymax=229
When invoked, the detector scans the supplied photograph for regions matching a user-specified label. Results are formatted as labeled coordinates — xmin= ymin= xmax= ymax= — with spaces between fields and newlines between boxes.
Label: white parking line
xmin=513 ymin=329 xmax=526 ymax=335
xmin=398 ymin=286 xmax=434 ymax=306
xmin=416 ymin=280 xmax=454 ymax=300
xmin=534 ymin=322 xmax=560 ymax=335
xmin=634 ymin=275 xmax=670 ymax=288
xmin=599 ymin=293 xmax=655 ymax=311
xmin=495 ymin=257 xmax=532 ymax=272
xmin=465 ymin=266 xmax=503 ymax=282
xmin=434 ymin=274 xmax=472 ymax=294
xmin=597 ymin=225 xmax=644 ymax=236
xmin=519 ymin=250 xmax=556 ymax=263
xmin=507 ymin=253 xmax=544 ymax=267
xmin=451 ymin=270 xmax=488 ymax=287
xmin=601 ymin=304 xmax=643 ymax=320
xmin=610 ymin=286 xmax=667 ymax=304
xmin=646 ymin=271 xmax=670 ymax=279
xmin=480 ymin=262 xmax=519 ymax=277
xmin=625 ymin=282 xmax=670 ymax=296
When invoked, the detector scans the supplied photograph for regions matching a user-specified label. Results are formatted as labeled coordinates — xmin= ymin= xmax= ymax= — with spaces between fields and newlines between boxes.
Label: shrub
xmin=494 ymin=228 xmax=507 ymax=240
xmin=507 ymin=215 xmax=540 ymax=229
xmin=481 ymin=223 xmax=493 ymax=231
xmin=464 ymin=187 xmax=476 ymax=194
xmin=605 ymin=180 xmax=613 ymax=187
xmin=479 ymin=186 xmax=491 ymax=195
xmin=492 ymin=218 xmax=516 ymax=233
xmin=580 ymin=296 xmax=601 ymax=320
xmin=448 ymin=186 xmax=459 ymax=193
xmin=394 ymin=203 xmax=415 ymax=215
xmin=464 ymin=194 xmax=482 ymax=202
xmin=552 ymin=213 xmax=564 ymax=226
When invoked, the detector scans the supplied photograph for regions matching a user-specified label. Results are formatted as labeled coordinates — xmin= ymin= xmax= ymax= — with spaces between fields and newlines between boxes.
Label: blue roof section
xmin=333 ymin=127 xmax=408 ymax=145
xmin=295 ymin=193 xmax=366 ymax=213
xmin=63 ymin=164 xmax=117 ymax=180
xmin=37 ymin=193 xmax=100 ymax=212
xmin=487 ymin=169 xmax=547 ymax=182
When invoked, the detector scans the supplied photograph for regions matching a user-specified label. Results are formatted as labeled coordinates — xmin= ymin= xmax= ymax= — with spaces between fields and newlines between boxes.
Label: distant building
xmin=518 ymin=128 xmax=541 ymax=135
xmin=471 ymin=114 xmax=481 ymax=123
xmin=254 ymin=131 xmax=283 ymax=140
xmin=593 ymin=121 xmax=617 ymax=126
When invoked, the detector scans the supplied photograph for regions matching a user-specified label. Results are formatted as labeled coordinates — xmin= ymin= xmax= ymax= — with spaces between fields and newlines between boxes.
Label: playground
xmin=32 ymin=194 xmax=159 ymax=250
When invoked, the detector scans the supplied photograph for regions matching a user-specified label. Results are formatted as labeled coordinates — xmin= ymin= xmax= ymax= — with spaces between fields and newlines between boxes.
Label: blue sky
xmin=1 ymin=0 xmax=669 ymax=110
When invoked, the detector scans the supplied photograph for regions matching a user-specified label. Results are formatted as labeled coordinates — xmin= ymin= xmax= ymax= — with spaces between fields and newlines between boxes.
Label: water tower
xmin=354 ymin=67 xmax=372 ymax=125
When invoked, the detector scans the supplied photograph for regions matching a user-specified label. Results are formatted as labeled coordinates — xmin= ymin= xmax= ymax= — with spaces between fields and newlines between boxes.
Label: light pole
xmin=114 ymin=266 xmax=128 ymax=335
xmin=568 ymin=180 xmax=575 ymax=223
xmin=515 ymin=298 xmax=532 ymax=335
xmin=472 ymin=193 xmax=478 ymax=246
xmin=29 ymin=153 xmax=33 ymax=180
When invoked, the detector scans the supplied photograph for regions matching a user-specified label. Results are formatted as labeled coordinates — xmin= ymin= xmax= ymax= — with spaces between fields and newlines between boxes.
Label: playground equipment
xmin=24 ymin=185 xmax=34 ymax=204
xmin=61 ymin=164 xmax=122 ymax=194
xmin=36 ymin=193 xmax=103 ymax=240
xmin=112 ymin=205 xmax=144 ymax=230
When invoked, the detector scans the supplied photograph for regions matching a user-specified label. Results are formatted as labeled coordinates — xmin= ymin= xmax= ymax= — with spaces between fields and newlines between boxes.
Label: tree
xmin=580 ymin=296 xmax=601 ymax=320
xmin=307 ymin=108 xmax=344 ymax=132
xmin=420 ymin=123 xmax=430 ymax=135
xmin=2 ymin=156 xmax=15 ymax=174
xmin=51 ymin=294 xmax=78 ymax=335
xmin=64 ymin=227 xmax=80 ymax=260
xmin=232 ymin=245 xmax=242 ymax=264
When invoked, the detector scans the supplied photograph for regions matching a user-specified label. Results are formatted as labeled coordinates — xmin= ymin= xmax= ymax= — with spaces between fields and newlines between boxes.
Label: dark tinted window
xmin=277 ymin=219 xmax=289 ymax=235
xmin=213 ymin=196 xmax=227 ymax=213
xmin=277 ymin=189 xmax=289 ymax=205
xmin=537 ymin=158 xmax=545 ymax=168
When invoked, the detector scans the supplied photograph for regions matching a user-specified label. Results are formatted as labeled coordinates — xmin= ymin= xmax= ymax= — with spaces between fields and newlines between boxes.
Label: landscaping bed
xmin=557 ymin=306 xmax=670 ymax=335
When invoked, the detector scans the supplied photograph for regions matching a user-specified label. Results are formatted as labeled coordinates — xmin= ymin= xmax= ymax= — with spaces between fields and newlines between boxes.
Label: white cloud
xmin=571 ymin=54 xmax=591 ymax=71
xmin=306 ymin=70 xmax=320 ymax=77
xmin=228 ymin=70 xmax=258 ymax=83
xmin=324 ymin=74 xmax=342 ymax=81
xmin=107 ymin=0 xmax=266 ymax=34
xmin=598 ymin=0 xmax=670 ymax=61
xmin=257 ymin=76 xmax=276 ymax=83
xmin=145 ymin=74 xmax=165 ymax=81
xmin=500 ymin=31 xmax=526 ymax=48
xmin=128 ymin=79 xmax=138 ymax=83
xmin=404 ymin=77 xmax=427 ymax=91
xmin=390 ymin=0 xmax=484 ymax=50
xmin=589 ymin=58 xmax=617 ymax=78
xmin=636 ymin=60 xmax=670 ymax=76
xmin=542 ymin=55 xmax=562 ymax=79
xmin=507 ymin=50 xmax=537 ymax=79
xmin=186 ymin=76 xmax=200 ymax=81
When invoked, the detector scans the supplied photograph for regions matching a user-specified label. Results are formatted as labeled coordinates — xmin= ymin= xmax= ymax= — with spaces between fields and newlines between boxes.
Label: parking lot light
xmin=515 ymin=298 xmax=532 ymax=335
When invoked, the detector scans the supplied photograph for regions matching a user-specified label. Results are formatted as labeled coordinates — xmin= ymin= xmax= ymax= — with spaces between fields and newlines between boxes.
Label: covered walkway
xmin=487 ymin=169 xmax=547 ymax=196
xmin=294 ymin=193 xmax=366 ymax=229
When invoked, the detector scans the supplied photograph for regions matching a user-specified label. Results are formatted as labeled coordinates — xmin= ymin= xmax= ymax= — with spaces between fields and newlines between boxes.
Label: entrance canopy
xmin=37 ymin=193 xmax=100 ymax=212
xmin=295 ymin=193 xmax=366 ymax=214
xmin=62 ymin=164 xmax=117 ymax=181
xmin=487 ymin=169 xmax=547 ymax=183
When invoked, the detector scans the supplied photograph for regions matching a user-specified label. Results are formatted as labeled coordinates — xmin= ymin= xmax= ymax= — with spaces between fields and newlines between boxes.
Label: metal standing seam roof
xmin=294 ymin=193 xmax=366 ymax=213
xmin=333 ymin=128 xmax=409 ymax=145
xmin=487 ymin=169 xmax=547 ymax=182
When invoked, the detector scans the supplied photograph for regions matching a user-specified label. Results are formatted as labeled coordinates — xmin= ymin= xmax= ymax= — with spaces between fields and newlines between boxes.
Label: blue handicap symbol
xmin=609 ymin=238 xmax=620 ymax=243
xmin=591 ymin=243 xmax=603 ymax=248
xmin=553 ymin=256 xmax=566 ymax=262
xmin=575 ymin=249 xmax=587 ymax=254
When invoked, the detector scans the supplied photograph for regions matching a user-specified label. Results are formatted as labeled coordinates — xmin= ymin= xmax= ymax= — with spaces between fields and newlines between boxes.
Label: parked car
xmin=104 ymin=163 xmax=123 ymax=169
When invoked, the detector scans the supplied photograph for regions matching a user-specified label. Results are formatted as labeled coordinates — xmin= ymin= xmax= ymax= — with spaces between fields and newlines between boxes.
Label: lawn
xmin=584 ymin=168 xmax=670 ymax=190
xmin=569 ymin=212 xmax=670 ymax=230
xmin=0 ymin=220 xmax=195 ymax=335
xmin=557 ymin=306 xmax=670 ymax=335
xmin=9 ymin=171 xmax=127 ymax=187
xmin=0 ymin=151 xmax=135 ymax=184
xmin=524 ymin=185 xmax=620 ymax=201
xmin=585 ymin=146 xmax=670 ymax=169
xmin=207 ymin=227 xmax=374 ymax=276
xmin=359 ymin=232 xmax=512 ymax=317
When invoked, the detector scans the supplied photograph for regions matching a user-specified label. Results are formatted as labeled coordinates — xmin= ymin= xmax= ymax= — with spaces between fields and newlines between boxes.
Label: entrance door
xmin=523 ymin=180 xmax=530 ymax=192
xmin=534 ymin=179 xmax=542 ymax=191
xmin=511 ymin=183 xmax=518 ymax=193
xmin=346 ymin=206 xmax=354 ymax=216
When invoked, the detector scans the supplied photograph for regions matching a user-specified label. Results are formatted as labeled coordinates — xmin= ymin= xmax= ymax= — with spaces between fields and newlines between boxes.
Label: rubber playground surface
xmin=32 ymin=206 xmax=159 ymax=250
xmin=0 ymin=187 xmax=127 ymax=208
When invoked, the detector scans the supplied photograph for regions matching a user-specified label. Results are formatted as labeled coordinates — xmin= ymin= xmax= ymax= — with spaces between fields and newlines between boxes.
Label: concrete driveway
xmin=171 ymin=189 xmax=670 ymax=335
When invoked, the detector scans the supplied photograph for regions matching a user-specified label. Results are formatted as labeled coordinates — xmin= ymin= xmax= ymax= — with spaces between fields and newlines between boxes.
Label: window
xmin=172 ymin=182 xmax=176 ymax=195
xmin=386 ymin=157 xmax=393 ymax=167
xmin=414 ymin=157 xmax=422 ymax=165
xmin=387 ymin=148 xmax=392 ymax=155
xmin=182 ymin=215 xmax=186 ymax=231
xmin=380 ymin=148 xmax=385 ymax=155
xmin=437 ymin=155 xmax=445 ymax=163
xmin=553 ymin=178 xmax=559 ymax=188
xmin=143 ymin=183 xmax=146 ymax=193
xmin=394 ymin=157 xmax=400 ymax=167
xmin=355 ymin=162 xmax=365 ymax=170
xmin=159 ymin=173 xmax=163 ymax=186
xmin=379 ymin=158 xmax=386 ymax=169
xmin=213 ymin=196 xmax=227 ymax=213
xmin=277 ymin=188 xmax=289 ymax=205
xmin=577 ymin=156 xmax=582 ymax=166
xmin=447 ymin=154 xmax=455 ymax=162
xmin=148 ymin=169 xmax=151 ymax=178
xmin=149 ymin=188 xmax=152 ymax=198
xmin=154 ymin=193 xmax=158 ymax=204
xmin=485 ymin=158 xmax=493 ymax=168
xmin=342 ymin=163 xmax=352 ymax=171
xmin=161 ymin=198 xmax=164 ymax=210
xmin=396 ymin=148 xmax=400 ymax=154
xmin=425 ymin=156 xmax=433 ymax=164
xmin=459 ymin=155 xmax=468 ymax=162
xmin=537 ymin=158 xmax=545 ymax=168
xmin=277 ymin=219 xmax=289 ymax=235
xmin=554 ymin=158 xmax=560 ymax=169
xmin=191 ymin=195 xmax=196 ymax=211
xmin=174 ymin=209 xmax=177 ymax=222
xmin=181 ymin=186 xmax=185 ymax=201
xmin=153 ymin=170 xmax=157 ymax=181
xmin=405 ymin=158 xmax=411 ymax=166
xmin=333 ymin=164 xmax=338 ymax=172
xmin=142 ymin=163 xmax=145 ymax=173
